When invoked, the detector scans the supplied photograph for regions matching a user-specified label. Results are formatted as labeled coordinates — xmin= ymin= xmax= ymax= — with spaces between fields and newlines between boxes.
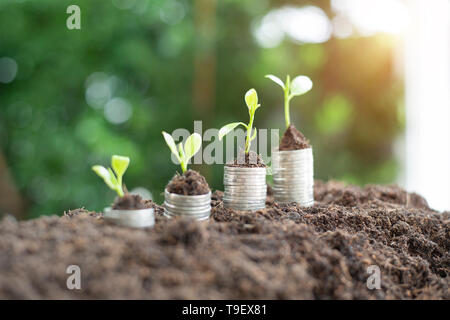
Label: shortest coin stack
xmin=164 ymin=189 xmax=211 ymax=220
xmin=272 ymin=148 xmax=314 ymax=206
xmin=103 ymin=207 xmax=155 ymax=228
xmin=223 ymin=166 xmax=267 ymax=211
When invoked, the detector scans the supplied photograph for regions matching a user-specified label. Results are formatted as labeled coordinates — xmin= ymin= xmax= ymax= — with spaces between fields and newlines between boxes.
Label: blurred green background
xmin=0 ymin=0 xmax=404 ymax=218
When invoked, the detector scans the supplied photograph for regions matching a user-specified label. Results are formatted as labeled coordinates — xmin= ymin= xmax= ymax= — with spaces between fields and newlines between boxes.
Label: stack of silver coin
xmin=103 ymin=207 xmax=155 ymax=228
xmin=223 ymin=166 xmax=267 ymax=211
xmin=164 ymin=189 xmax=211 ymax=220
xmin=272 ymin=148 xmax=314 ymax=206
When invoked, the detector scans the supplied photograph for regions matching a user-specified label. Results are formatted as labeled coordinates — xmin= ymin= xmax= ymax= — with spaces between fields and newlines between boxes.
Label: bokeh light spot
xmin=331 ymin=0 xmax=408 ymax=36
xmin=332 ymin=15 xmax=353 ymax=38
xmin=160 ymin=1 xmax=185 ymax=25
xmin=253 ymin=6 xmax=332 ymax=47
xmin=104 ymin=97 xmax=132 ymax=124
xmin=130 ymin=187 xmax=153 ymax=201
xmin=85 ymin=72 xmax=112 ymax=109
xmin=112 ymin=0 xmax=137 ymax=10
xmin=0 ymin=57 xmax=18 ymax=83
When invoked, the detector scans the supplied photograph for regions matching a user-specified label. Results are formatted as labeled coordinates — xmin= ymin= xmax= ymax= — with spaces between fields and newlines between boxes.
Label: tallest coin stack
xmin=272 ymin=148 xmax=314 ymax=206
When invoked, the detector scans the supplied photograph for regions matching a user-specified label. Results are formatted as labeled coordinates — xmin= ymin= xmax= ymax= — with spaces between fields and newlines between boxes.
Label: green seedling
xmin=162 ymin=131 xmax=202 ymax=173
xmin=265 ymin=74 xmax=313 ymax=129
xmin=218 ymin=88 xmax=261 ymax=154
xmin=92 ymin=155 xmax=130 ymax=197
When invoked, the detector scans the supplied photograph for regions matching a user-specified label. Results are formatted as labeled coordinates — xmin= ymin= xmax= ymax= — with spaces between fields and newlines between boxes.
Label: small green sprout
xmin=162 ymin=131 xmax=202 ymax=173
xmin=92 ymin=155 xmax=130 ymax=197
xmin=218 ymin=88 xmax=261 ymax=154
xmin=265 ymin=74 xmax=313 ymax=128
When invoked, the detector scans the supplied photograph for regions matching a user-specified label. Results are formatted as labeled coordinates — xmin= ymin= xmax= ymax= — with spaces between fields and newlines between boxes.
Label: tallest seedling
xmin=266 ymin=74 xmax=315 ymax=206
xmin=265 ymin=74 xmax=312 ymax=129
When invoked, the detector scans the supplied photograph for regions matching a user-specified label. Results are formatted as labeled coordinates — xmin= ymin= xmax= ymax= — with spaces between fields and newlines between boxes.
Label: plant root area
xmin=0 ymin=181 xmax=448 ymax=299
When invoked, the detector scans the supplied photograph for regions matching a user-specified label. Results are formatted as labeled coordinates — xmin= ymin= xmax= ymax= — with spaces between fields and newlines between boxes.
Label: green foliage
xmin=162 ymin=131 xmax=202 ymax=173
xmin=0 ymin=0 xmax=404 ymax=218
xmin=315 ymin=94 xmax=352 ymax=134
xmin=265 ymin=74 xmax=313 ymax=128
xmin=92 ymin=155 xmax=130 ymax=197
xmin=218 ymin=88 xmax=260 ymax=154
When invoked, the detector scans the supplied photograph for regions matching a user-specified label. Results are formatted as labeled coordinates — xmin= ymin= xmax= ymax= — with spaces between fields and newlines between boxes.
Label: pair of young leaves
xmin=162 ymin=131 xmax=202 ymax=173
xmin=92 ymin=155 xmax=130 ymax=197
xmin=265 ymin=74 xmax=312 ymax=97
xmin=265 ymin=74 xmax=313 ymax=128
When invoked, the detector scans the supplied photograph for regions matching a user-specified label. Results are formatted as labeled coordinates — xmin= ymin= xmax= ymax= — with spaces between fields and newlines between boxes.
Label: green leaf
xmin=184 ymin=133 xmax=202 ymax=162
xmin=290 ymin=75 xmax=313 ymax=96
xmin=177 ymin=142 xmax=185 ymax=161
xmin=92 ymin=165 xmax=116 ymax=190
xmin=218 ymin=122 xmax=246 ymax=140
xmin=244 ymin=88 xmax=258 ymax=110
xmin=108 ymin=167 xmax=123 ymax=197
xmin=162 ymin=131 xmax=182 ymax=163
xmin=108 ymin=168 xmax=118 ymax=186
xmin=178 ymin=142 xmax=187 ymax=172
xmin=111 ymin=155 xmax=129 ymax=183
xmin=265 ymin=74 xmax=285 ymax=89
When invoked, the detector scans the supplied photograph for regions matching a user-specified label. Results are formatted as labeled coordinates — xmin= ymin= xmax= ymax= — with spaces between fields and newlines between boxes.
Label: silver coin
xmin=223 ymin=178 xmax=266 ymax=185
xmin=103 ymin=207 xmax=155 ymax=228
xmin=224 ymin=166 xmax=267 ymax=172
xmin=223 ymin=202 xmax=265 ymax=211
xmin=223 ymin=185 xmax=267 ymax=192
xmin=164 ymin=211 xmax=210 ymax=221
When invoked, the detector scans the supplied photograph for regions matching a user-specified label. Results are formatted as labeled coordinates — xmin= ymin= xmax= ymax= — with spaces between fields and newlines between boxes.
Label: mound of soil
xmin=0 ymin=181 xmax=448 ymax=299
xmin=167 ymin=170 xmax=210 ymax=195
xmin=227 ymin=150 xmax=266 ymax=168
xmin=111 ymin=193 xmax=155 ymax=210
xmin=279 ymin=125 xmax=310 ymax=151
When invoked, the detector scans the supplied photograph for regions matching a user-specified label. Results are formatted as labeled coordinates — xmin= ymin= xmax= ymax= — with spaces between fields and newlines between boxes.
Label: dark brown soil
xmin=226 ymin=150 xmax=266 ymax=168
xmin=279 ymin=125 xmax=311 ymax=150
xmin=0 ymin=181 xmax=448 ymax=299
xmin=111 ymin=193 xmax=154 ymax=210
xmin=166 ymin=170 xmax=210 ymax=195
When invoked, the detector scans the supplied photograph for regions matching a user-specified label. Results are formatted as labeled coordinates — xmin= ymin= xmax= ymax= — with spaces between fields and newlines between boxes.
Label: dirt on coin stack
xmin=0 ymin=181 xmax=448 ymax=299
